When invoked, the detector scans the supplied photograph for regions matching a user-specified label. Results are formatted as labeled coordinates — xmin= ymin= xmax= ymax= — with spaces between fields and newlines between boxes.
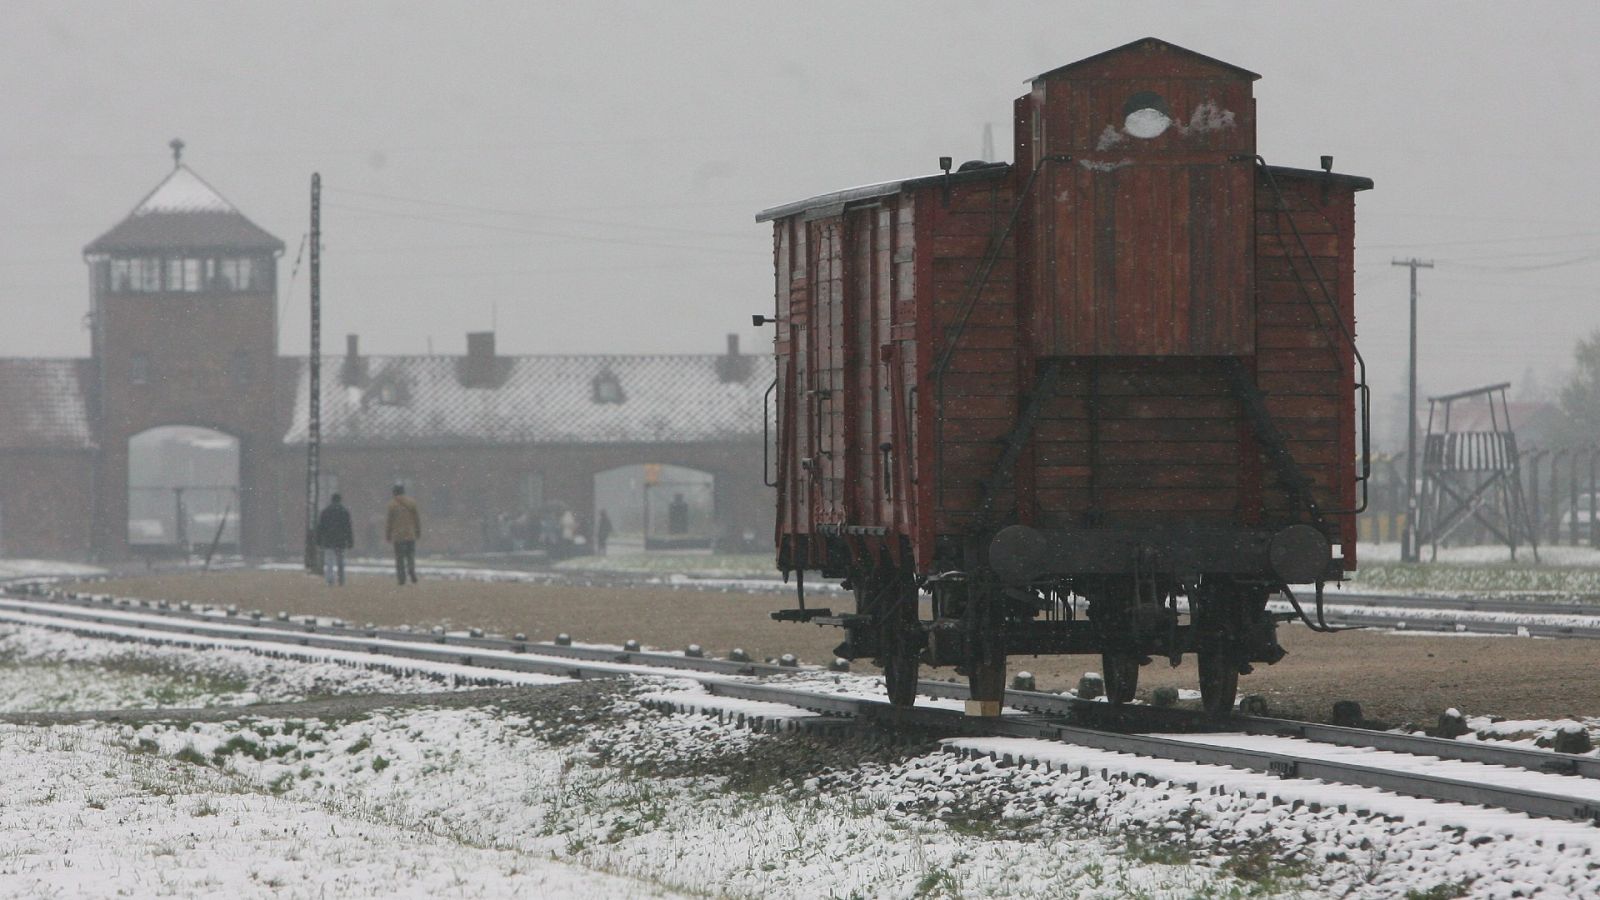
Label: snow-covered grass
xmin=554 ymin=551 xmax=776 ymax=579
xmin=99 ymin=677 xmax=1600 ymax=899
xmin=0 ymin=724 xmax=677 ymax=898
xmin=0 ymin=558 xmax=104 ymax=581
xmin=1353 ymin=544 xmax=1600 ymax=598
xmin=6 ymin=611 xmax=1600 ymax=896
xmin=0 ymin=623 xmax=462 ymax=711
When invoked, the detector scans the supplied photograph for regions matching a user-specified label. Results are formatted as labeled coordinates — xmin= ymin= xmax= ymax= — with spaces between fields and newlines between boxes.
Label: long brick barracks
xmin=0 ymin=159 xmax=771 ymax=560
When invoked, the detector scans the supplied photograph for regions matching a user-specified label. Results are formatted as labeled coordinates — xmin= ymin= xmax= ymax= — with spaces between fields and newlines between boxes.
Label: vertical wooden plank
xmin=1093 ymin=168 xmax=1117 ymax=353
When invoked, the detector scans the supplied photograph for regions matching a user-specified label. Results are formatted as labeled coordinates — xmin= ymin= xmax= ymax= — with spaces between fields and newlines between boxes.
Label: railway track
xmin=2 ymin=587 xmax=1598 ymax=827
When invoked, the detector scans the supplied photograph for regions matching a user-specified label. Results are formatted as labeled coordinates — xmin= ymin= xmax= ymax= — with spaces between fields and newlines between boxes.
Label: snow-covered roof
xmin=0 ymin=359 xmax=95 ymax=450
xmin=84 ymin=165 xmax=284 ymax=255
xmin=283 ymin=354 xmax=775 ymax=446
xmin=755 ymin=163 xmax=1010 ymax=223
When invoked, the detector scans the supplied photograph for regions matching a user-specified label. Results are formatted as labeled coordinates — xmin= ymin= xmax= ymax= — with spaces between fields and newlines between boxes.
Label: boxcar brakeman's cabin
xmin=756 ymin=38 xmax=1372 ymax=716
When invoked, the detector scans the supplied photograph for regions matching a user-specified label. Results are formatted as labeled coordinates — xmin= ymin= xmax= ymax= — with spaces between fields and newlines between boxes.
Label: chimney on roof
xmin=461 ymin=330 xmax=504 ymax=389
xmin=341 ymin=333 xmax=366 ymax=387
xmin=716 ymin=331 xmax=752 ymax=383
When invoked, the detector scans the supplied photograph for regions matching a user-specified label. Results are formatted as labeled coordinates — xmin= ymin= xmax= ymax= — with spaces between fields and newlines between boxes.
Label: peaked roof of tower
xmin=85 ymin=164 xmax=284 ymax=255
xmin=1031 ymin=37 xmax=1260 ymax=83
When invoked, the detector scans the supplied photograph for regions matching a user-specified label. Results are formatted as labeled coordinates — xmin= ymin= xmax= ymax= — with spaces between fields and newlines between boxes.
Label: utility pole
xmin=304 ymin=174 xmax=322 ymax=571
xmin=1393 ymin=257 xmax=1433 ymax=562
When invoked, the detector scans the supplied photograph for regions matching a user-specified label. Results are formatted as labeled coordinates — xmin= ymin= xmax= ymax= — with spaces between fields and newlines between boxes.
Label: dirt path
xmin=74 ymin=570 xmax=1600 ymax=724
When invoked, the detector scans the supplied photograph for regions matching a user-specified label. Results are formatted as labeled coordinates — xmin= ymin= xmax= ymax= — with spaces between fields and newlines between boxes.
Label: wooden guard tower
xmin=1415 ymin=383 xmax=1538 ymax=560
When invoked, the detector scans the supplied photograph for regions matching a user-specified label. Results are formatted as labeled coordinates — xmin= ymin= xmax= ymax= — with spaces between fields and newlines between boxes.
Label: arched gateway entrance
xmin=127 ymin=426 xmax=239 ymax=559
xmin=593 ymin=463 xmax=716 ymax=554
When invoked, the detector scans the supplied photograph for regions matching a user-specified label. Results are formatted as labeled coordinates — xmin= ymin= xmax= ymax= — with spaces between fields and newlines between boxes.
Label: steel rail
xmin=697 ymin=681 xmax=1600 ymax=825
xmin=1293 ymin=608 xmax=1600 ymax=640
xmin=1320 ymin=590 xmax=1600 ymax=619
xmin=5 ymin=589 xmax=1599 ymax=777
xmin=4 ymin=591 xmax=1599 ymax=822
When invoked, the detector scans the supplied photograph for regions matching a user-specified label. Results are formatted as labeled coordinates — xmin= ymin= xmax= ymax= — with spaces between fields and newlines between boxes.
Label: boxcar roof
xmin=1264 ymin=164 xmax=1375 ymax=192
xmin=1031 ymin=37 xmax=1261 ymax=83
xmin=755 ymin=164 xmax=1010 ymax=223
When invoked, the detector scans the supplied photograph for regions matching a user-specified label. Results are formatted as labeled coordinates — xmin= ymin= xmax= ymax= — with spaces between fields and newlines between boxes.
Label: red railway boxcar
xmin=756 ymin=38 xmax=1372 ymax=716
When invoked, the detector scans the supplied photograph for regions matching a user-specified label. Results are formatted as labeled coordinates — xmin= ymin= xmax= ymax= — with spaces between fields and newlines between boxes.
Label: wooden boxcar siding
xmin=1253 ymin=173 xmax=1361 ymax=564
xmin=773 ymin=195 xmax=924 ymax=565
xmin=1024 ymin=359 xmax=1251 ymax=527
xmin=920 ymin=178 xmax=1021 ymax=538
xmin=1027 ymin=66 xmax=1257 ymax=357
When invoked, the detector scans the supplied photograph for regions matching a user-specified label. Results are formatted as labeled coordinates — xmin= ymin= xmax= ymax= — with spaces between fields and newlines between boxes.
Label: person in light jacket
xmin=315 ymin=493 xmax=354 ymax=586
xmin=385 ymin=484 xmax=422 ymax=585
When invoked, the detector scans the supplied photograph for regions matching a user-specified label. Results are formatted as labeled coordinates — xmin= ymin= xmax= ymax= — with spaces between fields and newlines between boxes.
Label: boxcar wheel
xmin=1101 ymin=652 xmax=1140 ymax=705
xmin=874 ymin=574 xmax=920 ymax=708
xmin=882 ymin=635 xmax=918 ymax=707
xmin=1197 ymin=650 xmax=1239 ymax=718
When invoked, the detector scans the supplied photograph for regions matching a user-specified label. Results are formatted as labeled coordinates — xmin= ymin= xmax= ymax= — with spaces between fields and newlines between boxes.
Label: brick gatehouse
xmin=0 ymin=151 xmax=770 ymax=561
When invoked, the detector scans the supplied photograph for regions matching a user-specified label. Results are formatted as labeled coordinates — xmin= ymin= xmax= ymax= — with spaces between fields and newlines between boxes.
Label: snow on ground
xmin=102 ymin=681 xmax=1600 ymax=899
xmin=1267 ymin=597 xmax=1600 ymax=633
xmin=0 ymin=724 xmax=679 ymax=898
xmin=111 ymin=693 xmax=1280 ymax=898
xmin=1441 ymin=714 xmax=1600 ymax=757
xmin=5 ymin=610 xmax=1600 ymax=896
xmin=0 ymin=621 xmax=525 ymax=712
xmin=0 ymin=559 xmax=104 ymax=581
xmin=1359 ymin=543 xmax=1600 ymax=567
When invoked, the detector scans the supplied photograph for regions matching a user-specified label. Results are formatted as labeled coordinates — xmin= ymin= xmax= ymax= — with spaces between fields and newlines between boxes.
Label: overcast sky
xmin=4 ymin=0 xmax=1597 ymax=441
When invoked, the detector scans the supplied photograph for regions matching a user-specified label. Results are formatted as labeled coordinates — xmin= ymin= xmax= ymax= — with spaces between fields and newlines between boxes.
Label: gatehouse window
xmin=130 ymin=353 xmax=150 ymax=385
xmin=103 ymin=255 xmax=269 ymax=294
xmin=591 ymin=370 xmax=624 ymax=404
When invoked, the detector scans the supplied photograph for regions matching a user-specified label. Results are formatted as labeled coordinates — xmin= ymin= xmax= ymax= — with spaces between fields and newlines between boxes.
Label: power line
xmin=322 ymin=201 xmax=765 ymax=256
xmin=323 ymin=186 xmax=751 ymax=239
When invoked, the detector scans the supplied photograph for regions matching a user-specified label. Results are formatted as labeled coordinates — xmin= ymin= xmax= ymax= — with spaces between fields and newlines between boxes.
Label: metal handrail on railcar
xmin=1253 ymin=156 xmax=1373 ymax=516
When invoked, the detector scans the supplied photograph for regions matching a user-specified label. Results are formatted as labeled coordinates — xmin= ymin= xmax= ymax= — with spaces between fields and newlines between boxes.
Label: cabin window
xmin=1122 ymin=91 xmax=1172 ymax=139
xmin=130 ymin=353 xmax=149 ymax=385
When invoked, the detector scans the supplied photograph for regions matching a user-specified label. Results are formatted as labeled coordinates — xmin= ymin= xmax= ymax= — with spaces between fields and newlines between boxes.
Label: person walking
xmin=596 ymin=509 xmax=612 ymax=556
xmin=386 ymin=484 xmax=422 ymax=585
xmin=315 ymin=493 xmax=354 ymax=586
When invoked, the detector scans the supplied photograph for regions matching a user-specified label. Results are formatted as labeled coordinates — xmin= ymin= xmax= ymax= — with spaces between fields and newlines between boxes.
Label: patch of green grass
xmin=1406 ymin=882 xmax=1472 ymax=900
xmin=173 ymin=745 xmax=210 ymax=767
xmin=1221 ymin=840 xmax=1310 ymax=890
xmin=371 ymin=755 xmax=390 ymax=773
xmin=213 ymin=735 xmax=271 ymax=763
xmin=912 ymin=866 xmax=960 ymax=898
xmin=1126 ymin=835 xmax=1192 ymax=866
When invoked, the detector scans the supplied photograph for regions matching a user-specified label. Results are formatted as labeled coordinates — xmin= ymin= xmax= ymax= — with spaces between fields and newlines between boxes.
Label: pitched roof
xmin=1031 ymin=37 xmax=1261 ymax=83
xmin=84 ymin=165 xmax=284 ymax=255
xmin=283 ymin=354 xmax=775 ymax=446
xmin=0 ymin=359 xmax=95 ymax=450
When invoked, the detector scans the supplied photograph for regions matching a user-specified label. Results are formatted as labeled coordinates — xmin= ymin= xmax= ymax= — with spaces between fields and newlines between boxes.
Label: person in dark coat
xmin=596 ymin=509 xmax=612 ymax=555
xmin=315 ymin=493 xmax=355 ymax=586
